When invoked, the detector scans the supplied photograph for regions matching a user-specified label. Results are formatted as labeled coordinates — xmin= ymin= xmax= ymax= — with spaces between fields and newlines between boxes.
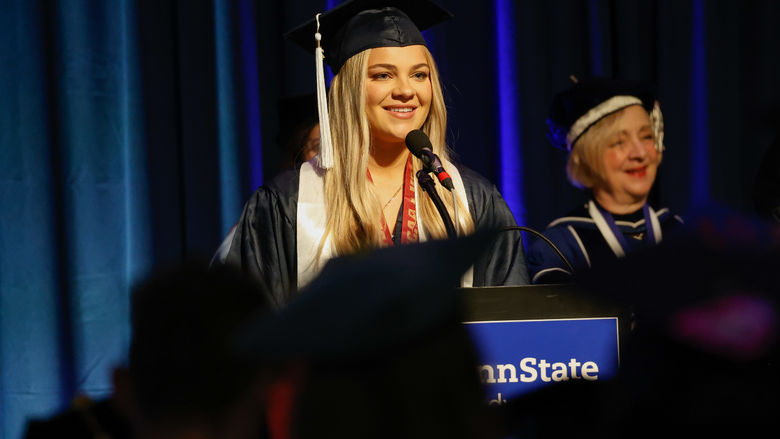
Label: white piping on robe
xmin=587 ymin=200 xmax=662 ymax=259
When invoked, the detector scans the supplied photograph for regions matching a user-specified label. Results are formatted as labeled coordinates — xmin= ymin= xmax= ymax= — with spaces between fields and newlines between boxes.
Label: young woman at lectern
xmin=221 ymin=0 xmax=529 ymax=307
xmin=528 ymin=78 xmax=683 ymax=284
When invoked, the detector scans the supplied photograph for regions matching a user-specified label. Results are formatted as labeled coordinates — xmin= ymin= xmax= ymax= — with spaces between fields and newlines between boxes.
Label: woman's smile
xmin=384 ymin=105 xmax=418 ymax=119
xmin=625 ymin=166 xmax=648 ymax=178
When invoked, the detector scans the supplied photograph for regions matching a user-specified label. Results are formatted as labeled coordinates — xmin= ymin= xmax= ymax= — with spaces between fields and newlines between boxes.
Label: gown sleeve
xmin=223 ymin=169 xmax=300 ymax=308
xmin=459 ymin=166 xmax=530 ymax=286
xmin=527 ymin=205 xmax=685 ymax=284
xmin=526 ymin=225 xmax=582 ymax=284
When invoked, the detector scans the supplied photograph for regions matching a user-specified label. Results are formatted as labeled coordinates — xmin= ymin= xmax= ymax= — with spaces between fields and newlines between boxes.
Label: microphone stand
xmin=416 ymin=170 xmax=457 ymax=239
xmin=501 ymin=226 xmax=575 ymax=273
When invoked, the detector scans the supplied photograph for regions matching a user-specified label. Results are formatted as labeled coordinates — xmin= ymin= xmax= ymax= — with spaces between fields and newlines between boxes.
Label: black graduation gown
xmin=224 ymin=165 xmax=529 ymax=308
xmin=526 ymin=200 xmax=684 ymax=284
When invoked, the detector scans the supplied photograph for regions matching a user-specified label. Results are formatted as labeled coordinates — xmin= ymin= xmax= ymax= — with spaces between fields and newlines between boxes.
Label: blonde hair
xmin=566 ymin=105 xmax=663 ymax=189
xmin=321 ymin=46 xmax=474 ymax=256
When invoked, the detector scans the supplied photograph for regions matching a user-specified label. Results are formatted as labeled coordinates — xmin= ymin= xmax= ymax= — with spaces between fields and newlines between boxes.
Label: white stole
xmin=296 ymin=159 xmax=473 ymax=290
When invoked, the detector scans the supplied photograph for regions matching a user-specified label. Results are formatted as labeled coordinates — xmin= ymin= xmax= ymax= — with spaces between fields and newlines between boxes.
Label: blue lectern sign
xmin=464 ymin=318 xmax=620 ymax=404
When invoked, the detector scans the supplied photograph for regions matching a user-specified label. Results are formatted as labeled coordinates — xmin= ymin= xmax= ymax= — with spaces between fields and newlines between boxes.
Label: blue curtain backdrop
xmin=2 ymin=0 xmax=779 ymax=438
xmin=1 ymin=1 xmax=149 ymax=438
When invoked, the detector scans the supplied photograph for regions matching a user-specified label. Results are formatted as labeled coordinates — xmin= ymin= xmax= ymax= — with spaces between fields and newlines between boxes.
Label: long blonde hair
xmin=321 ymin=46 xmax=474 ymax=256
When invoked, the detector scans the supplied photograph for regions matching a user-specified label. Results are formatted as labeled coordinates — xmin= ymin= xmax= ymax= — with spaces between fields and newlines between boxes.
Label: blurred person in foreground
xmin=528 ymin=78 xmax=683 ymax=284
xmin=236 ymin=232 xmax=504 ymax=439
xmin=503 ymin=207 xmax=780 ymax=435
xmin=114 ymin=261 xmax=272 ymax=439
xmin=23 ymin=393 xmax=131 ymax=439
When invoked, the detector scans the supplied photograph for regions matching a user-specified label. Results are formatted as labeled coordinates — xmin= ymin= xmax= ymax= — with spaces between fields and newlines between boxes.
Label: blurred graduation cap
xmin=235 ymin=230 xmax=493 ymax=363
xmin=235 ymin=233 xmax=496 ymax=438
xmin=574 ymin=205 xmax=780 ymax=362
xmin=492 ymin=209 xmax=780 ymax=432
xmin=547 ymin=77 xmax=664 ymax=152
xmin=284 ymin=0 xmax=452 ymax=169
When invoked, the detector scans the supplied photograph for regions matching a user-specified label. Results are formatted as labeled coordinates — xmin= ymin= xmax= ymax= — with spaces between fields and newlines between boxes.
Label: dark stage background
xmin=1 ymin=0 xmax=779 ymax=438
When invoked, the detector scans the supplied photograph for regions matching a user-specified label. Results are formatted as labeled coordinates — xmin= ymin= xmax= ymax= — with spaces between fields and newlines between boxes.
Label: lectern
xmin=461 ymin=284 xmax=630 ymax=404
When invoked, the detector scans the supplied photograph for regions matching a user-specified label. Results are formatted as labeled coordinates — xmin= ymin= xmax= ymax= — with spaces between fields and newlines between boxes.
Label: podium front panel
xmin=460 ymin=285 xmax=628 ymax=404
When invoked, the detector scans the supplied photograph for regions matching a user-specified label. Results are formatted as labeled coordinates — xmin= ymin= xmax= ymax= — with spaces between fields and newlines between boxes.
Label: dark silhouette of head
xmin=125 ymin=261 xmax=270 ymax=438
xmin=236 ymin=234 xmax=502 ymax=439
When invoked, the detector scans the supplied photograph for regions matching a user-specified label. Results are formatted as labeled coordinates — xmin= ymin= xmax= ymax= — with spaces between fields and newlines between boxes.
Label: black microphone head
xmin=405 ymin=129 xmax=433 ymax=158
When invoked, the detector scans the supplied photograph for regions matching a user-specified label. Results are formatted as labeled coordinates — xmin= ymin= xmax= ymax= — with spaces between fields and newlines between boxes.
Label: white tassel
xmin=314 ymin=14 xmax=334 ymax=170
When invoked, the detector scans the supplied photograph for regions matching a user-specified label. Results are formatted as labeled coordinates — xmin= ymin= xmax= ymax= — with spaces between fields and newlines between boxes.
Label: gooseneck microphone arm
xmin=502 ymin=226 xmax=575 ymax=273
xmin=416 ymin=170 xmax=457 ymax=239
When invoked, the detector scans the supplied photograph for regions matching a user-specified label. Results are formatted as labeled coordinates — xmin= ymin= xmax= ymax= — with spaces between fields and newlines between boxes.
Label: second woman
xmin=528 ymin=78 xmax=683 ymax=284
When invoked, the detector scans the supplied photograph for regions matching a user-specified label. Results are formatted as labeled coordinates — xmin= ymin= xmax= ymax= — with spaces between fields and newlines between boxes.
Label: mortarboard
xmin=546 ymin=77 xmax=665 ymax=152
xmin=232 ymin=232 xmax=496 ymax=437
xmin=573 ymin=205 xmax=780 ymax=362
xmin=234 ymin=230 xmax=493 ymax=363
xmin=286 ymin=0 xmax=452 ymax=74
xmin=548 ymin=209 xmax=780 ymax=428
xmin=284 ymin=0 xmax=453 ymax=170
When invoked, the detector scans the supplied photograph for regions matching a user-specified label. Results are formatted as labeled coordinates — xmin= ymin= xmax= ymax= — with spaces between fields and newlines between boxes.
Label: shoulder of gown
xmin=223 ymin=167 xmax=300 ymax=308
xmin=457 ymin=165 xmax=530 ymax=286
xmin=527 ymin=202 xmax=684 ymax=284
xmin=224 ymin=163 xmax=532 ymax=305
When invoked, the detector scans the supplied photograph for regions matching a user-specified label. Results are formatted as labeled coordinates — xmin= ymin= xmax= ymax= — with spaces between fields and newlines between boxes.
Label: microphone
xmin=405 ymin=130 xmax=455 ymax=191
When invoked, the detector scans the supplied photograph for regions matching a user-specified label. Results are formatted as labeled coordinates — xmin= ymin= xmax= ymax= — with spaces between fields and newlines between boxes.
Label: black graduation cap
xmin=556 ymin=209 xmax=780 ymax=427
xmin=234 ymin=234 xmax=497 ymax=437
xmin=547 ymin=77 xmax=660 ymax=151
xmin=234 ymin=231 xmax=494 ymax=363
xmin=285 ymin=0 xmax=453 ymax=74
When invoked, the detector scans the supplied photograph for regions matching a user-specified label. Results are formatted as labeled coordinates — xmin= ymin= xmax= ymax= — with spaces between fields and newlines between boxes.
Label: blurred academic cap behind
xmin=234 ymin=230 xmax=504 ymax=439
xmin=236 ymin=229 xmax=496 ymax=362
xmin=498 ymin=207 xmax=780 ymax=435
